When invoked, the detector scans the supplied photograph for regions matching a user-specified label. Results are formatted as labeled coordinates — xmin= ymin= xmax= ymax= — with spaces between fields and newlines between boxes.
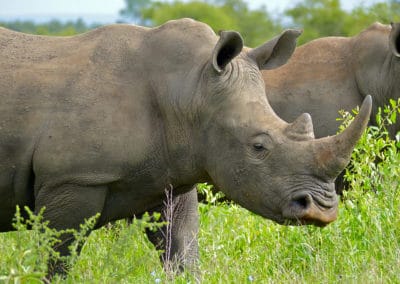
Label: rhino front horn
xmin=313 ymin=95 xmax=372 ymax=179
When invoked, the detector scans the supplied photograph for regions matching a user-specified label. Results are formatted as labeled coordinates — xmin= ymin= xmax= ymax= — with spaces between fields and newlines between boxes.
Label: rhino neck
xmin=352 ymin=24 xmax=400 ymax=136
xmin=135 ymin=20 xmax=220 ymax=187
xmin=146 ymin=66 xmax=210 ymax=187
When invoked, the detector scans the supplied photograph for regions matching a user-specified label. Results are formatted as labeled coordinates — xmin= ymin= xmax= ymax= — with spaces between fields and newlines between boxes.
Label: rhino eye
xmin=253 ymin=143 xmax=265 ymax=151
xmin=251 ymin=133 xmax=273 ymax=158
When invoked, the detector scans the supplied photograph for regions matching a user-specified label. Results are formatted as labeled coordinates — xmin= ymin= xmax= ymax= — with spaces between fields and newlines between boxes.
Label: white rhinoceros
xmin=0 ymin=18 xmax=371 ymax=276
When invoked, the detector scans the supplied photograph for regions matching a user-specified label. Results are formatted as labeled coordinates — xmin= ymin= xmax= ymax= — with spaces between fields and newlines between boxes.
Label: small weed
xmin=197 ymin=183 xmax=226 ymax=205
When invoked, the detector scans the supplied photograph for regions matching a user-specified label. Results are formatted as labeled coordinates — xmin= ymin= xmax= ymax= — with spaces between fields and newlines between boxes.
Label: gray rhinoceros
xmin=0 ymin=18 xmax=371 ymax=276
xmin=264 ymin=22 xmax=399 ymax=138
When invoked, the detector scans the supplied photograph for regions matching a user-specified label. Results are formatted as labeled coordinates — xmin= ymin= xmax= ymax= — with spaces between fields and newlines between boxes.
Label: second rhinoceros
xmin=0 ymin=19 xmax=371 ymax=277
xmin=264 ymin=22 xmax=399 ymax=138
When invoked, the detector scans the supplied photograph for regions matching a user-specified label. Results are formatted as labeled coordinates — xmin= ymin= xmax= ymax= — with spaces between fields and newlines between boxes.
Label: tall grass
xmin=0 ymin=100 xmax=399 ymax=283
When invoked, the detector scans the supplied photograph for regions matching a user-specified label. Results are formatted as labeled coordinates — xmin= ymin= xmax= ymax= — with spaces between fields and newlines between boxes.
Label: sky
xmin=0 ymin=0 xmax=381 ymax=24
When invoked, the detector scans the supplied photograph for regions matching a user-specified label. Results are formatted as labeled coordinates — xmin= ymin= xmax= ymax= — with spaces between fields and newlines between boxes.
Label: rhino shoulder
xmin=152 ymin=18 xmax=216 ymax=43
xmin=366 ymin=21 xmax=390 ymax=32
xmin=355 ymin=21 xmax=391 ymax=40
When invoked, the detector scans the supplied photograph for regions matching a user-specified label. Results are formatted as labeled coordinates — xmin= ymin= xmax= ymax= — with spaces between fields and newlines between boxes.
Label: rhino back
xmin=0 ymin=25 xmax=173 ymax=226
xmin=0 ymin=20 xmax=219 ymax=228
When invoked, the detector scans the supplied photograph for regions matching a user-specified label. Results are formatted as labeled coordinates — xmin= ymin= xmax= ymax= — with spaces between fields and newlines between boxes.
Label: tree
xmin=120 ymin=0 xmax=281 ymax=47
xmin=216 ymin=0 xmax=282 ymax=47
xmin=0 ymin=19 xmax=95 ymax=36
xmin=284 ymin=0 xmax=400 ymax=44
xmin=141 ymin=1 xmax=239 ymax=32
xmin=345 ymin=1 xmax=400 ymax=36
xmin=285 ymin=0 xmax=348 ymax=44
xmin=120 ymin=0 xmax=153 ymax=25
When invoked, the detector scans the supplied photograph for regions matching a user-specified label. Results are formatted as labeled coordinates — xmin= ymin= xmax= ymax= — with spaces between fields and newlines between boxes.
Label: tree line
xmin=1 ymin=0 xmax=400 ymax=46
xmin=0 ymin=19 xmax=99 ymax=36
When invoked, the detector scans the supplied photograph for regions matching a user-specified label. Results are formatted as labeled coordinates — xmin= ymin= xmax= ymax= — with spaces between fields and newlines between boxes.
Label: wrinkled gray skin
xmin=264 ymin=22 xmax=400 ymax=138
xmin=0 ymin=18 xmax=371 ymax=277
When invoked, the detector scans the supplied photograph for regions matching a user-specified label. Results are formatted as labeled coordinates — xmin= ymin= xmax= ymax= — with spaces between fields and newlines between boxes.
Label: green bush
xmin=0 ymin=207 xmax=99 ymax=283
xmin=337 ymin=98 xmax=400 ymax=196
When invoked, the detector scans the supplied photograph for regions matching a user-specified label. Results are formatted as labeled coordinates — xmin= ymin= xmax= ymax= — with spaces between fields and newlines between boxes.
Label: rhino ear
xmin=212 ymin=31 xmax=244 ymax=73
xmin=389 ymin=22 xmax=400 ymax=57
xmin=248 ymin=29 xmax=302 ymax=70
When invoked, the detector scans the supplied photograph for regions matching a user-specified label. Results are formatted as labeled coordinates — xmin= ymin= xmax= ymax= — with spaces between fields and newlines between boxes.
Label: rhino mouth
xmin=282 ymin=191 xmax=338 ymax=227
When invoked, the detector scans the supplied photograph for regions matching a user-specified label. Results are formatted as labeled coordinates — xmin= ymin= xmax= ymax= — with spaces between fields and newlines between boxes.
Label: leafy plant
xmin=197 ymin=183 xmax=226 ymax=205
xmin=0 ymin=207 xmax=100 ymax=283
xmin=0 ymin=206 xmax=62 ymax=283
xmin=337 ymin=98 xmax=400 ymax=196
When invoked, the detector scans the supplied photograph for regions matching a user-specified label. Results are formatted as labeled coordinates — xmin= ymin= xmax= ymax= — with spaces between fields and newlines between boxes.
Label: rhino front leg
xmin=145 ymin=186 xmax=199 ymax=273
xmin=34 ymin=184 xmax=107 ymax=279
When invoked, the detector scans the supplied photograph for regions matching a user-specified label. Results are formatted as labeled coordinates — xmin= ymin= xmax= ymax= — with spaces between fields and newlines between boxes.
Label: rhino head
xmin=197 ymin=29 xmax=371 ymax=226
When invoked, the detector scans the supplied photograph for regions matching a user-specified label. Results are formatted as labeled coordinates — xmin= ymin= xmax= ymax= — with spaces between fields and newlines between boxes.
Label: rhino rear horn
xmin=285 ymin=113 xmax=315 ymax=140
xmin=313 ymin=95 xmax=372 ymax=179
xmin=247 ymin=29 xmax=302 ymax=70
xmin=212 ymin=31 xmax=244 ymax=73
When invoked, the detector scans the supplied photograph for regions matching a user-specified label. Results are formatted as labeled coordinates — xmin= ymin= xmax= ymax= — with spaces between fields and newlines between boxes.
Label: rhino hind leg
xmin=145 ymin=186 xmax=199 ymax=275
xmin=34 ymin=184 xmax=108 ymax=279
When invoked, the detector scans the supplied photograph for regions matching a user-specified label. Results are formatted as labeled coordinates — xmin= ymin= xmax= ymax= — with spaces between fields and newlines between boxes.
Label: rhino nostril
xmin=291 ymin=195 xmax=311 ymax=210
xmin=284 ymin=193 xmax=338 ymax=226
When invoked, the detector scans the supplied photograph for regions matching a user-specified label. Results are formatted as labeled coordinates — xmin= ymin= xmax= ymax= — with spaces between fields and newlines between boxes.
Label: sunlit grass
xmin=2 ymin=189 xmax=398 ymax=283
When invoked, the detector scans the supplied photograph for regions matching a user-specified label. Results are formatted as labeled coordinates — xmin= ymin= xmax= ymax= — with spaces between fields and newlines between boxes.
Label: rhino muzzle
xmin=283 ymin=192 xmax=338 ymax=227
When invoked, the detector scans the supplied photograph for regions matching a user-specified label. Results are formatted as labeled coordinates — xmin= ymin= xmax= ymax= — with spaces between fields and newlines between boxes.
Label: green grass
xmin=1 ymin=101 xmax=400 ymax=283
xmin=1 ymin=190 xmax=399 ymax=283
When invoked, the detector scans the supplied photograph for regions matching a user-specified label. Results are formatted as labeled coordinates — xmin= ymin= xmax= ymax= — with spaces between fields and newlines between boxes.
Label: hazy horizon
xmin=0 ymin=0 xmax=380 ymax=24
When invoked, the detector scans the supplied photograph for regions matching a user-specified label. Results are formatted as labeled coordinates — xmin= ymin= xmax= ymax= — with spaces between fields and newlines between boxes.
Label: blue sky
xmin=0 ymin=0 xmax=380 ymax=24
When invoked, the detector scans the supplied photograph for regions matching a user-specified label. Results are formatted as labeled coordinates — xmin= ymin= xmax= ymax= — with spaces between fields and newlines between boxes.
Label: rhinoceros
xmin=264 ymin=22 xmax=399 ymax=138
xmin=0 ymin=18 xmax=371 ymax=276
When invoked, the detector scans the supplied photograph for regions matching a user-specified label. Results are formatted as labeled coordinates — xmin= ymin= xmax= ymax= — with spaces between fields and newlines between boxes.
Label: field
xmin=0 ymin=104 xmax=399 ymax=283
